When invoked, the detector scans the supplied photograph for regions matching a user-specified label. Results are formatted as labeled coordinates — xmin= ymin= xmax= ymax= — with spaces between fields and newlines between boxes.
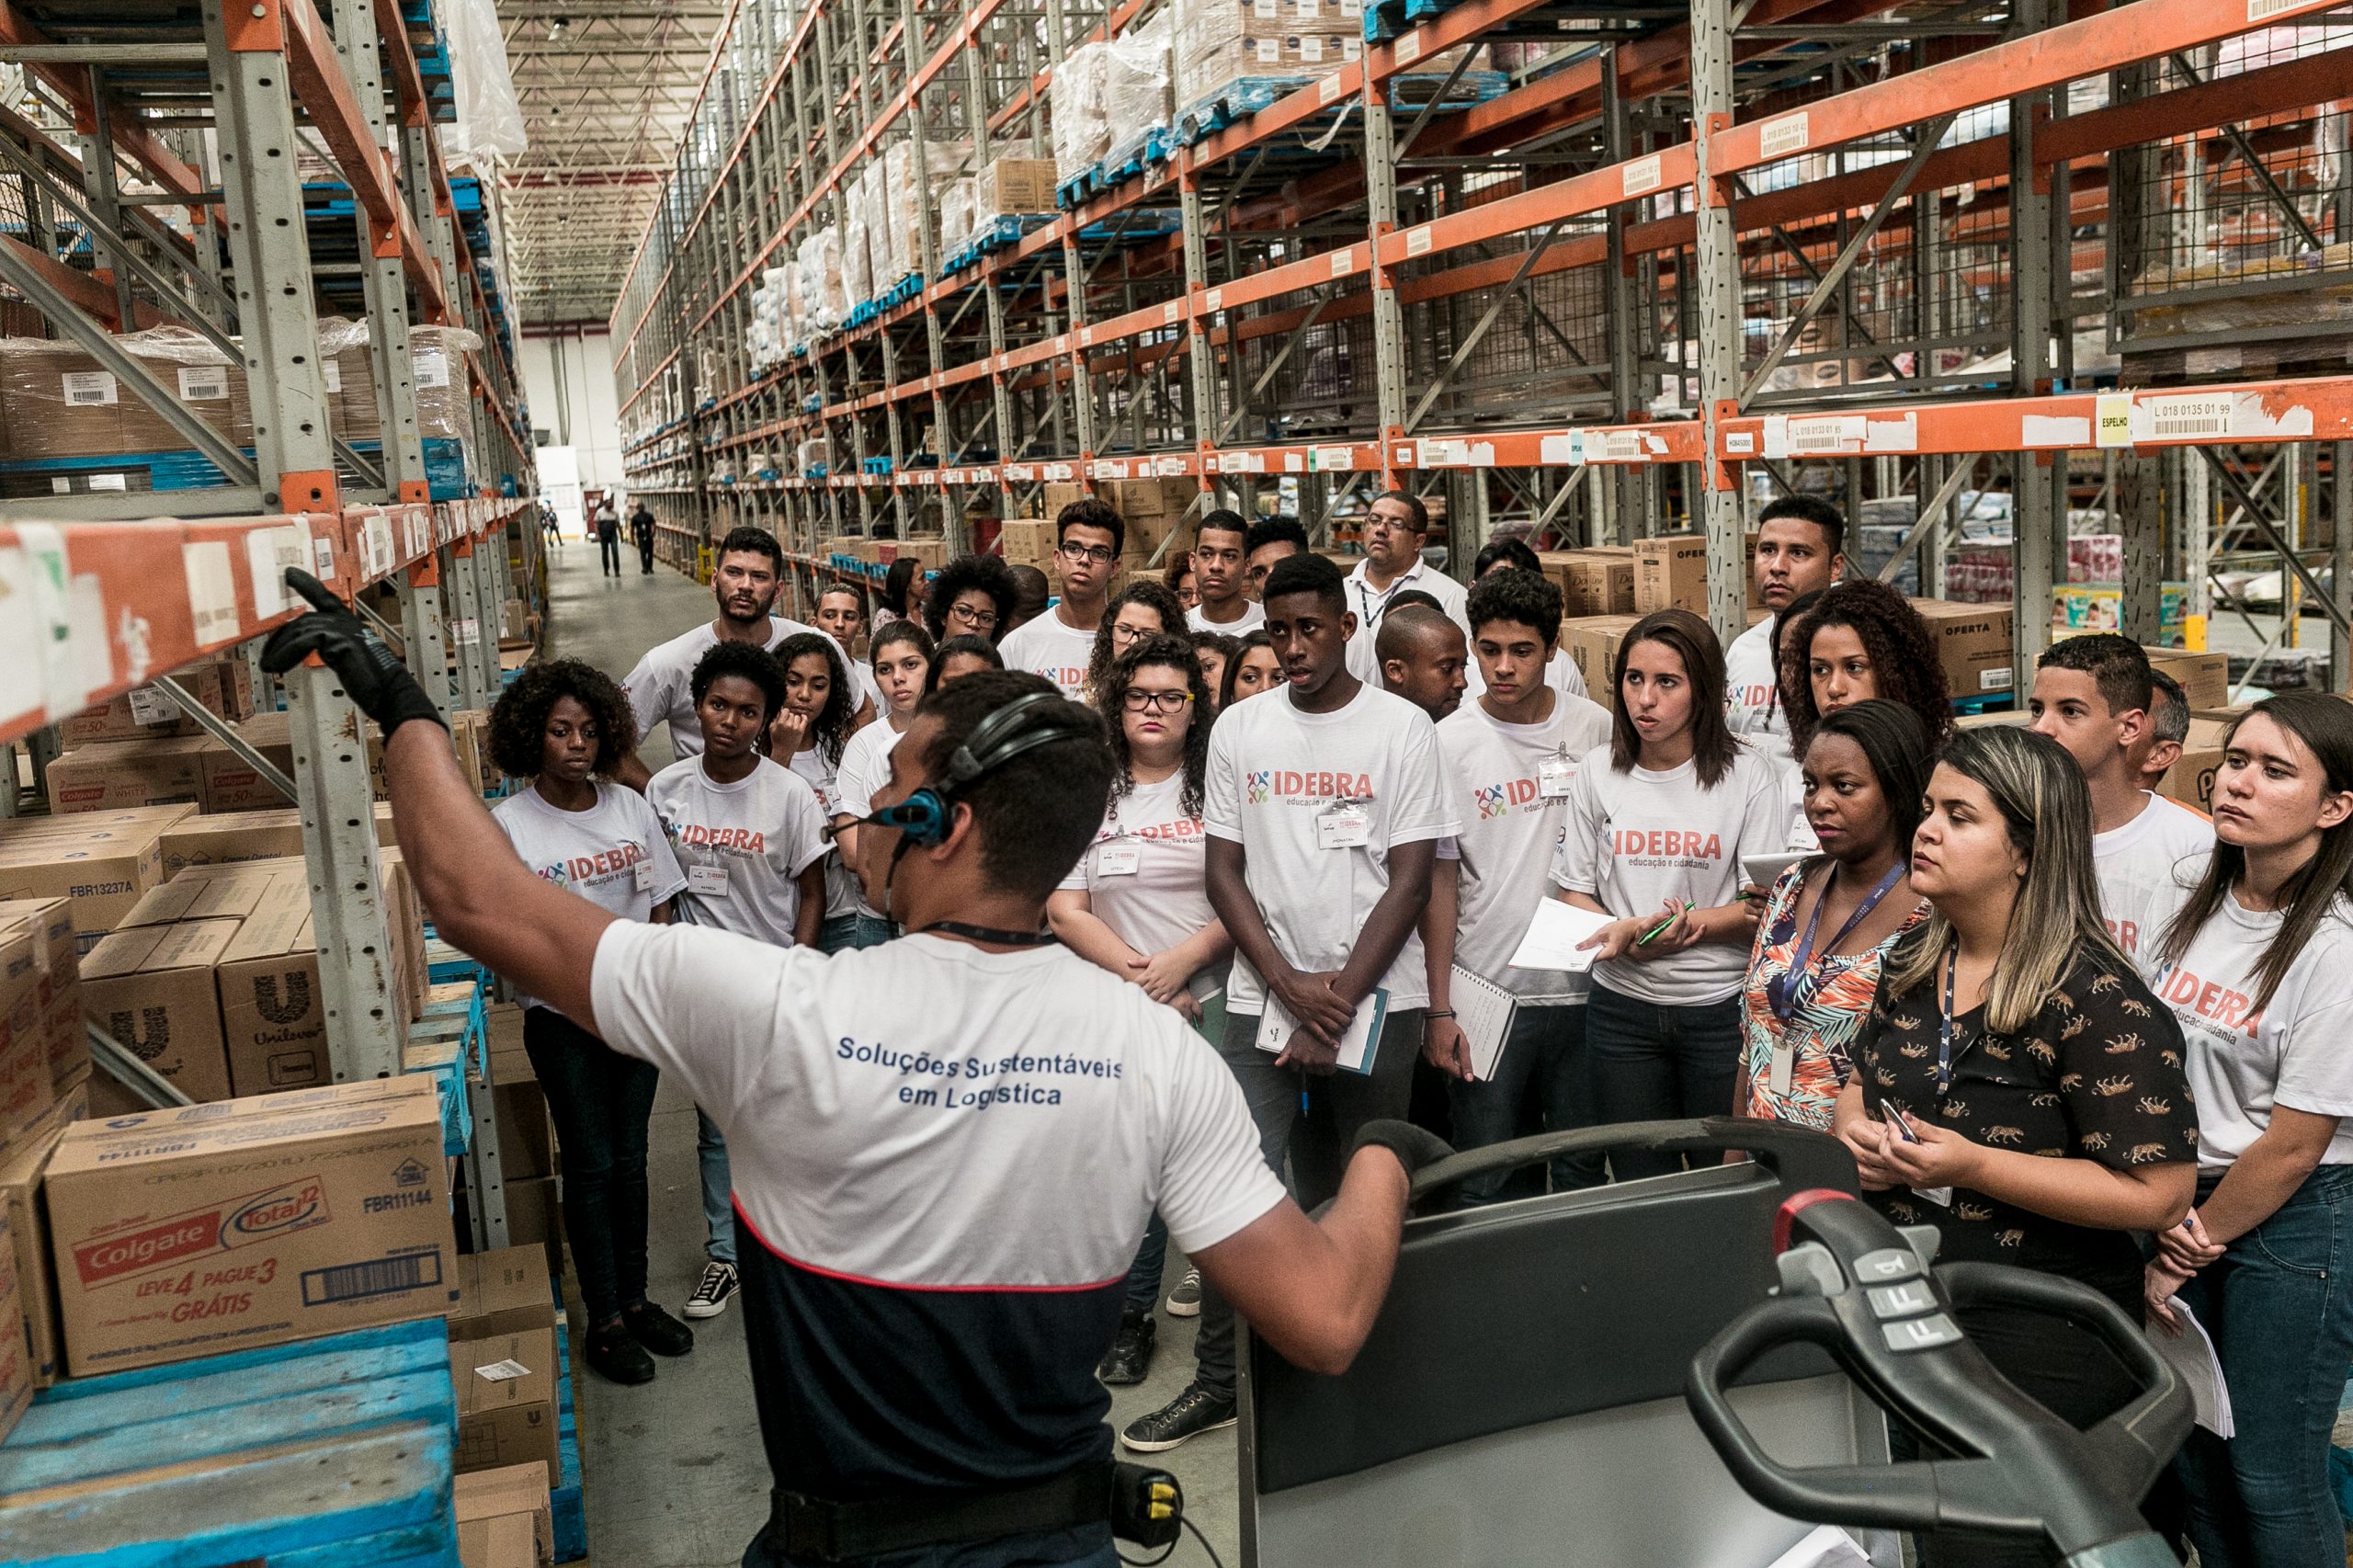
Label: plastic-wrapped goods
xmin=1172 ymin=0 xmax=1366 ymax=107
xmin=938 ymin=176 xmax=980 ymax=262
xmin=840 ymin=195 xmax=875 ymax=309
xmin=797 ymin=436 xmax=833 ymax=475
xmin=324 ymin=317 xmax=483 ymax=444
xmin=799 ymin=227 xmax=845 ymax=334
xmin=888 ymin=137 xmax=972 ymax=275
xmin=785 ymin=259 xmax=808 ymax=345
xmin=1052 ymin=38 xmax=1114 ymax=181
xmin=0 ymin=328 xmax=250 ymax=461
xmin=1103 ymin=11 xmax=1175 ymax=169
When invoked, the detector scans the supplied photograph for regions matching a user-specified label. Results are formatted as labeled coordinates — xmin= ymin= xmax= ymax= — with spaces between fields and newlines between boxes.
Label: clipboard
xmin=1448 ymin=965 xmax=1520 ymax=1082
xmin=1257 ymin=987 xmax=1389 ymax=1074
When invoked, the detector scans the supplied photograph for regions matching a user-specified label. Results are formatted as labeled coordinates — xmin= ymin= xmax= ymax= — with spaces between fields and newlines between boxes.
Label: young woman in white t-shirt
xmin=2143 ymin=693 xmax=2353 ymax=1568
xmin=1551 ymin=608 xmax=1784 ymax=1179
xmin=769 ymin=631 xmax=862 ymax=951
xmin=1085 ymin=580 xmax=1188 ymax=712
xmin=832 ymin=620 xmax=934 ymax=946
xmin=485 ymin=658 xmax=692 ymax=1386
xmin=1048 ymin=635 xmax=1233 ymax=1390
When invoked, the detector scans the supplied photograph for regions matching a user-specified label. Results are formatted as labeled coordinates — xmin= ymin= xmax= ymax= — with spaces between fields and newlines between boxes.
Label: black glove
xmin=260 ymin=569 xmax=447 ymax=738
xmin=1350 ymin=1119 xmax=1455 ymax=1178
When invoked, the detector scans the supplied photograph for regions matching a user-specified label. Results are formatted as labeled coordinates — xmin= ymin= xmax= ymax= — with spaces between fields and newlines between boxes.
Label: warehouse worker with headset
xmin=262 ymin=570 xmax=1433 ymax=1568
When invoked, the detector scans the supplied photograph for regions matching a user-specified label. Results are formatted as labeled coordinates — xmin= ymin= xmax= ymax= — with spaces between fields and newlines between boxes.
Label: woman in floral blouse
xmin=1737 ymin=701 xmax=1931 ymax=1130
xmin=1833 ymin=725 xmax=2198 ymax=1568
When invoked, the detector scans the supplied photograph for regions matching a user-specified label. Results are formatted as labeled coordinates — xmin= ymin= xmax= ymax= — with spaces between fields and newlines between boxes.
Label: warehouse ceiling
xmin=496 ymin=0 xmax=732 ymax=325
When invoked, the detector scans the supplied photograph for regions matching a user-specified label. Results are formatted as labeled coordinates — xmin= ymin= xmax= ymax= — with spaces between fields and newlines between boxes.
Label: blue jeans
xmin=698 ymin=1106 xmax=735 ymax=1267
xmin=1582 ymin=980 xmax=1744 ymax=1182
xmin=522 ymin=1006 xmax=660 ymax=1324
xmin=1117 ymin=994 xmax=1224 ymax=1315
xmin=1446 ymin=1002 xmax=1604 ymax=1202
xmin=818 ymin=913 xmax=889 ymax=953
xmin=2176 ymin=1163 xmax=2353 ymax=1568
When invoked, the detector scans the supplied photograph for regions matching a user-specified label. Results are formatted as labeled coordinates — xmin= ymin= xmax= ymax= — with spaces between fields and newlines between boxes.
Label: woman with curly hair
xmin=769 ymin=631 xmax=864 ymax=951
xmin=1783 ymin=579 xmax=1952 ymax=758
xmin=1163 ymin=551 xmax=1199 ymax=612
xmin=921 ymin=551 xmax=1018 ymax=645
xmin=1086 ymin=579 xmax=1188 ymax=711
xmin=1046 ymin=634 xmax=1229 ymax=1387
xmin=487 ymin=659 xmax=692 ymax=1387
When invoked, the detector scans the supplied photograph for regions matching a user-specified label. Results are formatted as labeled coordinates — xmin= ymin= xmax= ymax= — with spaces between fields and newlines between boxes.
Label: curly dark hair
xmin=923 ymin=552 xmax=1018 ymax=644
xmin=1087 ymin=579 xmax=1188 ymax=711
xmin=1056 ymin=496 xmax=1126 ymax=556
xmin=688 ymin=642 xmax=787 ymax=745
xmin=1105 ymin=635 xmax=1211 ymax=820
xmin=925 ymin=633 xmax=1004 ymax=693
xmin=1783 ymin=579 xmax=1951 ymax=756
xmin=1770 ymin=587 xmax=1826 ymax=728
xmin=774 ymin=631 xmax=855 ymax=768
xmin=1466 ymin=567 xmax=1562 ymax=647
xmin=1162 ymin=552 xmax=1196 ymax=600
xmin=488 ymin=657 xmax=637 ymax=780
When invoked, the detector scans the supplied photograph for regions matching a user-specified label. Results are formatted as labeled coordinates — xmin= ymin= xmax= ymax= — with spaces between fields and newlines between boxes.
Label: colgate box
xmin=44 ymin=1074 xmax=453 ymax=1375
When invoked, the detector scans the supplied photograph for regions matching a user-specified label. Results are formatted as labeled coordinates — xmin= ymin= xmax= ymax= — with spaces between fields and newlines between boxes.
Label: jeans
xmin=746 ymin=1528 xmax=1119 ymax=1568
xmin=1193 ymin=1002 xmax=1423 ymax=1397
xmin=698 ymin=1106 xmax=735 ymax=1267
xmin=1118 ymin=993 xmax=1224 ymax=1316
xmin=523 ymin=1006 xmax=662 ymax=1324
xmin=1446 ymin=1002 xmax=1604 ymax=1202
xmin=599 ymin=536 xmax=620 ymax=574
xmin=1583 ymin=980 xmax=1744 ymax=1181
xmin=2176 ymin=1163 xmax=2353 ymax=1568
xmin=639 ymin=540 xmax=655 ymax=574
xmin=818 ymin=913 xmax=885 ymax=954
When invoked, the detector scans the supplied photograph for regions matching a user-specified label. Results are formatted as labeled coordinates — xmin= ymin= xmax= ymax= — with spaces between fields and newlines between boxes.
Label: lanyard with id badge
xmin=1317 ymin=797 xmax=1373 ymax=850
xmin=1537 ymin=747 xmax=1576 ymax=801
xmin=1880 ymin=940 xmax=1965 ymax=1209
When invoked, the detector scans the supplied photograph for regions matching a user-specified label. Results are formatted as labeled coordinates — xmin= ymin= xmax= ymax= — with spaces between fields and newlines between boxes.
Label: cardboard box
xmin=0 ymin=1206 xmax=30 ymax=1447
xmin=198 ymin=711 xmax=300 ymax=813
xmin=1631 ymin=534 xmax=1709 ymax=616
xmin=0 ymin=807 xmax=193 ymax=952
xmin=0 ymin=922 xmax=56 ymax=1141
xmin=1910 ymin=597 xmax=2017 ymax=698
xmin=1540 ymin=549 xmax=1636 ymax=619
xmin=0 ymin=899 xmax=85 ymax=1093
xmin=494 ymin=1082 xmax=555 ymax=1180
xmin=973 ymin=155 xmax=1057 ymax=215
xmin=2160 ymin=718 xmax=2231 ymax=812
xmin=78 ymin=919 xmax=239 ymax=1104
xmin=502 ymin=1176 xmax=563 ymax=1275
xmin=1560 ymin=613 xmax=1643 ymax=696
xmin=2144 ymin=646 xmax=2229 ymax=714
xmin=456 ymin=1460 xmax=554 ymax=1568
xmin=46 ymin=736 xmax=211 ymax=815
xmin=160 ymin=801 xmax=400 ymax=878
xmin=59 ymin=661 xmax=252 ymax=746
xmin=1 ymin=1088 xmax=86 ymax=1387
xmin=449 ymin=1244 xmax=556 ymax=1343
xmin=998 ymin=518 xmax=1055 ymax=565
xmin=450 ymin=1327 xmax=562 ymax=1477
xmin=44 ymin=1075 xmax=453 ymax=1375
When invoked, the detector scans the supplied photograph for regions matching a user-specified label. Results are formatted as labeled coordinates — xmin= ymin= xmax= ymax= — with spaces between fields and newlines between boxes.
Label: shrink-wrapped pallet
xmin=938 ymin=176 xmax=980 ymax=261
xmin=1052 ymin=38 xmax=1113 ymax=182
xmin=800 ymin=226 xmax=846 ymax=332
xmin=888 ymin=137 xmax=972 ymax=275
xmin=1103 ymin=12 xmax=1175 ymax=169
xmin=1173 ymin=0 xmax=1369 ymax=107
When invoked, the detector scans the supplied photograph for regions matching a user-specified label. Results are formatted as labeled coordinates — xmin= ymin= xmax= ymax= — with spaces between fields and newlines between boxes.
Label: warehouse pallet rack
xmin=0 ymin=0 xmax=540 ymax=1258
xmin=613 ymin=0 xmax=2353 ymax=687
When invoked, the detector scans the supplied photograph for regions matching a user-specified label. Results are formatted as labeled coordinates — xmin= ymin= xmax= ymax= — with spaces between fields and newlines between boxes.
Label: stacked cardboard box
xmin=1538 ymin=549 xmax=1635 ymax=619
xmin=44 ymin=736 xmax=211 ymax=815
xmin=2143 ymin=646 xmax=2228 ymax=712
xmin=160 ymin=801 xmax=401 ymax=878
xmin=1172 ymin=0 xmax=1366 ymax=106
xmin=0 ymin=1087 xmax=88 ymax=1391
xmin=456 ymin=1461 xmax=555 ymax=1568
xmin=0 ymin=330 xmax=252 ymax=466
xmin=58 ymin=657 xmax=255 ymax=746
xmin=972 ymin=154 xmax=1057 ymax=217
xmin=1908 ymin=598 xmax=2016 ymax=699
xmin=0 ymin=898 xmax=89 ymax=1096
xmin=0 ymin=804 xmax=195 ymax=952
xmin=1631 ymin=534 xmax=1708 ymax=616
xmin=2161 ymin=718 xmax=2232 ymax=812
xmin=482 ymin=1004 xmax=563 ymax=1270
xmin=999 ymin=519 xmax=1056 ymax=567
xmin=447 ymin=1243 xmax=562 ymax=1482
xmin=1559 ymin=613 xmax=1644 ymax=693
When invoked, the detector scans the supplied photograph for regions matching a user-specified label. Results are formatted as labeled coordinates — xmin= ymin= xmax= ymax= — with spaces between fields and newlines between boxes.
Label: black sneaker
xmin=684 ymin=1260 xmax=738 ymax=1320
xmin=1120 ymin=1382 xmax=1236 ymax=1453
xmin=1097 ymin=1310 xmax=1156 ymax=1387
xmin=586 ymin=1324 xmax=655 ymax=1385
xmin=624 ymin=1301 xmax=696 ymax=1357
xmin=1164 ymin=1267 xmax=1202 ymax=1318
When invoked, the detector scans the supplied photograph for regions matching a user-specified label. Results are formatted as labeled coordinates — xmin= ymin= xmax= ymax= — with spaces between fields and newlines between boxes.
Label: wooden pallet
xmin=0 ymin=1317 xmax=459 ymax=1567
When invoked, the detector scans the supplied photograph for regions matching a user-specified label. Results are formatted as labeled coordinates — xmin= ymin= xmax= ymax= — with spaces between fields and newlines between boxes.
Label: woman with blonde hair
xmin=1834 ymin=725 xmax=2197 ymax=1566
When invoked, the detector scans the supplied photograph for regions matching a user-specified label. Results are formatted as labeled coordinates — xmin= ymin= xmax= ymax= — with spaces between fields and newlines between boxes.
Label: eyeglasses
xmin=1122 ymin=687 xmax=1194 ymax=713
xmin=948 ymin=601 xmax=999 ymax=629
xmin=1060 ymin=542 xmax=1119 ymax=565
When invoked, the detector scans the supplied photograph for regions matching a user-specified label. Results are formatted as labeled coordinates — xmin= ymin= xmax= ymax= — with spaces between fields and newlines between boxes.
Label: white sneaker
xmin=684 ymin=1259 xmax=738 ymax=1319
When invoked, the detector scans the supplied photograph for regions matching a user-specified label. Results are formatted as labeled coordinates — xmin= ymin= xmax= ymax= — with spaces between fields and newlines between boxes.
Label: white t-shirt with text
xmin=620 ymin=617 xmax=818 ymax=761
xmin=1723 ymin=615 xmax=1786 ymax=744
xmin=2095 ymin=792 xmax=2214 ymax=959
xmin=646 ymin=756 xmax=831 ymax=947
xmin=492 ymin=781 xmax=686 ymax=1009
xmin=834 ymin=718 xmax=910 ymax=921
xmin=1059 ymin=771 xmax=1226 ymax=1004
xmin=995 ymin=608 xmax=1099 ymax=700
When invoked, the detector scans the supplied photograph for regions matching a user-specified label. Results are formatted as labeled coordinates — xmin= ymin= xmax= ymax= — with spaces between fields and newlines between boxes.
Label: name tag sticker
xmin=1769 ymin=1039 xmax=1794 ymax=1095
xmin=1538 ymin=757 xmax=1575 ymax=799
xmin=1317 ymin=801 xmax=1372 ymax=850
xmin=1096 ymin=841 xmax=1142 ymax=876
xmin=688 ymin=864 xmax=731 ymax=897
xmin=633 ymin=860 xmax=656 ymax=892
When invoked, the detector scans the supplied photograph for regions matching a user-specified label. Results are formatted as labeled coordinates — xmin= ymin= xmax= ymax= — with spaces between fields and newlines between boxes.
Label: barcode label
xmin=1320 ymin=73 xmax=1346 ymax=104
xmin=1622 ymin=153 xmax=1663 ymax=197
xmin=1396 ymin=28 xmax=1422 ymax=62
xmin=301 ymin=1249 xmax=440 ymax=1306
xmin=127 ymin=686 xmax=175 ymax=726
xmin=2143 ymin=393 xmax=2234 ymax=439
xmin=62 ymin=370 xmax=117 ymax=406
xmin=177 ymin=367 xmax=230 ymax=402
xmin=1759 ymin=113 xmax=1810 ymax=158
xmin=1405 ymin=226 xmax=1432 ymax=256
xmin=474 ymin=1358 xmax=532 ymax=1381
xmin=322 ymin=359 xmax=342 ymax=392
xmin=1301 ymin=35 xmax=1324 ymax=61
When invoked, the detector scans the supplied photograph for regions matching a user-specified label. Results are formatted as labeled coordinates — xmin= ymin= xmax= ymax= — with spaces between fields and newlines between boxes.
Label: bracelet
xmin=1426 ymin=1009 xmax=1456 ymax=1021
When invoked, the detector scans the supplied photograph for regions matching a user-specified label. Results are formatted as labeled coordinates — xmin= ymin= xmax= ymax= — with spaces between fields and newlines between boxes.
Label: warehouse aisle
xmin=538 ymin=541 xmax=1242 ymax=1568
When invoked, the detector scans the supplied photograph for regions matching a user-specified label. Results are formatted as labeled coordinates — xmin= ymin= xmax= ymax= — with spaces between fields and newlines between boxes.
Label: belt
xmin=761 ymin=1460 xmax=1113 ymax=1563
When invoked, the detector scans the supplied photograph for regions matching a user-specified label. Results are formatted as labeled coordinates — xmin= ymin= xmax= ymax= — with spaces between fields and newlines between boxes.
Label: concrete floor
xmin=537 ymin=533 xmax=1243 ymax=1568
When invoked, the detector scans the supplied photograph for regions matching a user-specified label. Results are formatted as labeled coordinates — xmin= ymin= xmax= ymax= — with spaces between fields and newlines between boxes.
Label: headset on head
xmin=861 ymin=689 xmax=1082 ymax=848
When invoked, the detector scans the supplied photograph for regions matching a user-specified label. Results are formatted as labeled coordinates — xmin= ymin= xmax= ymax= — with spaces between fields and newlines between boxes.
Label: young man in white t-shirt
xmin=813 ymin=583 xmax=884 ymax=716
xmin=1124 ymin=551 xmax=1456 ymax=1455
xmin=611 ymin=525 xmax=830 ymax=790
xmin=263 ymin=580 xmax=1430 ymax=1567
xmin=995 ymin=498 xmax=1121 ymax=699
xmin=1427 ymin=570 xmax=1613 ymax=1201
xmin=2028 ymin=633 xmax=2212 ymax=958
xmin=1187 ymin=509 xmax=1264 ymax=634
xmin=1723 ymin=496 xmax=1846 ymax=743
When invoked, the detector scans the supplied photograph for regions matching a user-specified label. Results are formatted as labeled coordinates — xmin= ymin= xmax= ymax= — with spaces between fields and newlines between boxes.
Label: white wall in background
xmin=518 ymin=329 xmax=622 ymax=495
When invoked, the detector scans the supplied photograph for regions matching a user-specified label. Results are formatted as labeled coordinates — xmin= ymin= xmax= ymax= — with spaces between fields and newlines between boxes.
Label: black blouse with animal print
xmin=1853 ymin=944 xmax=2199 ymax=1311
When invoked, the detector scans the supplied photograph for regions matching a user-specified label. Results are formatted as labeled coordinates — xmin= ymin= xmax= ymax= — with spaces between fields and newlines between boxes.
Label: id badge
xmin=1537 ymin=756 xmax=1575 ymax=799
xmin=1096 ymin=841 xmax=1142 ymax=876
xmin=632 ymin=859 xmax=656 ymax=892
xmin=1768 ymin=1039 xmax=1794 ymax=1096
xmin=1316 ymin=801 xmax=1372 ymax=850
xmin=688 ymin=864 xmax=730 ymax=897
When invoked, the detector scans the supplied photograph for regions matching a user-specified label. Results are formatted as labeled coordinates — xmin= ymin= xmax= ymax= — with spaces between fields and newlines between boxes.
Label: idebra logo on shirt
xmin=1730 ymin=682 xmax=1775 ymax=710
xmin=2152 ymin=962 xmax=2263 ymax=1039
xmin=537 ymin=841 xmax=645 ymax=887
xmin=1612 ymin=827 xmax=1722 ymax=865
xmin=1474 ymin=777 xmax=1549 ymax=821
xmin=1246 ymin=769 xmax=1374 ymax=806
xmin=671 ymin=823 xmax=767 ymax=854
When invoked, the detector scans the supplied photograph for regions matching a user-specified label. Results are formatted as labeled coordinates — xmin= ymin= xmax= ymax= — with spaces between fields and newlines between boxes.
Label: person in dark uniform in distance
xmin=259 ymin=574 xmax=1434 ymax=1568
xmin=631 ymin=500 xmax=657 ymax=574
xmin=596 ymin=497 xmax=622 ymax=577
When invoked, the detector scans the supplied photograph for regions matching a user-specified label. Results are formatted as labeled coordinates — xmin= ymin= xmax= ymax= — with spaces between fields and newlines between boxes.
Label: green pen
xmin=1634 ymin=907 xmax=1684 ymax=947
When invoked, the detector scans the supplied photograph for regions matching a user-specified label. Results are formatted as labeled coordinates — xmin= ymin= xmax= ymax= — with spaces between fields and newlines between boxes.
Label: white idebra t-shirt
xmin=1188 ymin=600 xmax=1265 ymax=635
xmin=2143 ymin=888 xmax=2353 ymax=1170
xmin=620 ymin=617 xmax=819 ymax=760
xmin=646 ymin=756 xmax=831 ymax=948
xmin=995 ymin=609 xmax=1099 ymax=700
xmin=1551 ymin=741 xmax=1787 ymax=1006
xmin=1723 ymin=615 xmax=1786 ymax=744
xmin=1203 ymin=682 xmax=1458 ymax=1011
xmin=1438 ymin=694 xmax=1614 ymax=1003
xmin=789 ymin=746 xmax=860 ymax=920
xmin=2094 ymin=792 xmax=2214 ymax=959
xmin=492 ymin=780 xmax=686 ymax=1009
xmin=1059 ymin=771 xmax=1227 ymax=1004
xmin=834 ymin=717 xmax=910 ymax=920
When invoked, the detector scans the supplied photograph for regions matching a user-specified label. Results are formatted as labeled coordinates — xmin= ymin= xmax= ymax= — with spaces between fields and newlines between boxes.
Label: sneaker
xmin=586 ymin=1324 xmax=656 ymax=1385
xmin=1120 ymin=1382 xmax=1236 ymax=1453
xmin=1097 ymin=1310 xmax=1156 ymax=1387
xmin=624 ymin=1301 xmax=696 ymax=1357
xmin=684 ymin=1260 xmax=738 ymax=1320
xmin=1164 ymin=1267 xmax=1202 ymax=1318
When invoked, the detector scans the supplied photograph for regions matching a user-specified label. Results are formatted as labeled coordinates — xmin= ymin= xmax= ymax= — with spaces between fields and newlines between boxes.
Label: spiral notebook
xmin=1256 ymin=988 xmax=1389 ymax=1074
xmin=1448 ymin=965 xmax=1521 ymax=1083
